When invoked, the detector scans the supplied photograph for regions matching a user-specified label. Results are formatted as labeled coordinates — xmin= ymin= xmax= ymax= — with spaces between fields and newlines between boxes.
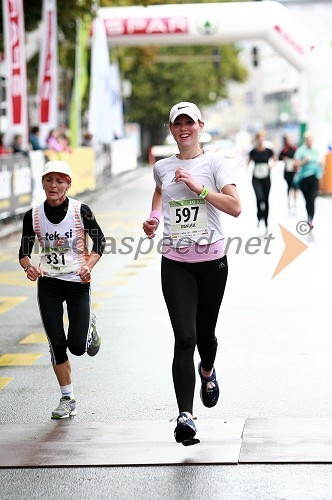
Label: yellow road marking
xmin=92 ymin=292 xmax=115 ymax=298
xmin=0 ymin=297 xmax=27 ymax=314
xmin=0 ymin=377 xmax=13 ymax=389
xmin=20 ymin=333 xmax=47 ymax=344
xmin=0 ymin=272 xmax=35 ymax=287
xmin=0 ymin=254 xmax=12 ymax=264
xmin=0 ymin=353 xmax=42 ymax=366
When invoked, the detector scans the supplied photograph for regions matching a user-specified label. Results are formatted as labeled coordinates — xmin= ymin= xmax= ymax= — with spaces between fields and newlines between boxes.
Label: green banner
xmin=69 ymin=16 xmax=90 ymax=148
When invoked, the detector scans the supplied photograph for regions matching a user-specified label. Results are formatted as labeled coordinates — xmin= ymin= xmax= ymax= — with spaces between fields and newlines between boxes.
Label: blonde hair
xmin=256 ymin=130 xmax=266 ymax=139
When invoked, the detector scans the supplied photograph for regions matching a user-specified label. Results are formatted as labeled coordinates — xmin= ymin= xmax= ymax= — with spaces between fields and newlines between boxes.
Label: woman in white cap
xmin=143 ymin=102 xmax=241 ymax=444
xmin=19 ymin=160 xmax=105 ymax=419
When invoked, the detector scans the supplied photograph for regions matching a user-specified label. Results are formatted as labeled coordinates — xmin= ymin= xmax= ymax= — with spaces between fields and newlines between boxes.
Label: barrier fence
xmin=0 ymin=153 xmax=32 ymax=219
xmin=0 ymin=139 xmax=138 ymax=221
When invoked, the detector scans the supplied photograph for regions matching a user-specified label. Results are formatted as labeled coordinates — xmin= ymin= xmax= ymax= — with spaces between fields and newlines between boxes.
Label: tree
xmin=122 ymin=44 xmax=248 ymax=147
xmin=105 ymin=0 xmax=250 ymax=150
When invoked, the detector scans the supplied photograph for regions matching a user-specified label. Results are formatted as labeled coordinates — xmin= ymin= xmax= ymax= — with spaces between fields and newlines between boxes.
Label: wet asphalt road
xmin=1 ymin=162 xmax=332 ymax=499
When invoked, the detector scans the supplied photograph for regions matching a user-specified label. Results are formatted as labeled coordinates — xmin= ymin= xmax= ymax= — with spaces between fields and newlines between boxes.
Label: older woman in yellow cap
xmin=18 ymin=160 xmax=105 ymax=419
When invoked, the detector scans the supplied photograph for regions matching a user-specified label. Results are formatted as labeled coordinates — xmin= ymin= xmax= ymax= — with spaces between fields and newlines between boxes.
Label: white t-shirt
xmin=153 ymin=151 xmax=235 ymax=248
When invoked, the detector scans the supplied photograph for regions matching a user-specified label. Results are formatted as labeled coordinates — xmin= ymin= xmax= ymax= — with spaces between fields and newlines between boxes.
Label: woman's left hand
xmin=78 ymin=265 xmax=91 ymax=282
xmin=174 ymin=167 xmax=200 ymax=194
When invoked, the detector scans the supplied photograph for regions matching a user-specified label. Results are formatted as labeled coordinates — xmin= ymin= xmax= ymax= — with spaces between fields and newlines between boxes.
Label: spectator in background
xmin=12 ymin=134 xmax=28 ymax=155
xmin=30 ymin=126 xmax=46 ymax=151
xmin=58 ymin=133 xmax=72 ymax=153
xmin=46 ymin=129 xmax=62 ymax=152
xmin=82 ymin=132 xmax=93 ymax=147
xmin=46 ymin=128 xmax=72 ymax=153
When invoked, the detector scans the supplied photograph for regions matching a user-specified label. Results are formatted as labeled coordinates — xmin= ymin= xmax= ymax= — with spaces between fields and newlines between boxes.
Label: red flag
xmin=2 ymin=0 xmax=28 ymax=147
xmin=37 ymin=0 xmax=58 ymax=146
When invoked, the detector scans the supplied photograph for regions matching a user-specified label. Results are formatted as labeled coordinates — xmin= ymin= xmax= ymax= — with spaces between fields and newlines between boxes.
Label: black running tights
xmin=252 ymin=176 xmax=271 ymax=225
xmin=299 ymin=175 xmax=318 ymax=221
xmin=161 ymin=255 xmax=228 ymax=414
xmin=38 ymin=277 xmax=91 ymax=365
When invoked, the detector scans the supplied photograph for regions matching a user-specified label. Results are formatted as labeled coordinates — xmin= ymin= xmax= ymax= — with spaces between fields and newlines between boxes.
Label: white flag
xmin=109 ymin=63 xmax=124 ymax=139
xmin=2 ymin=0 xmax=28 ymax=148
xmin=88 ymin=18 xmax=114 ymax=144
xmin=37 ymin=0 xmax=58 ymax=147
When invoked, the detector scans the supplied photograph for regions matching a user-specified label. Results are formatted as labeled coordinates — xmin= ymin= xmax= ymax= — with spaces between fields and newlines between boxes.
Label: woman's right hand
xmin=26 ymin=265 xmax=43 ymax=281
xmin=143 ymin=218 xmax=159 ymax=239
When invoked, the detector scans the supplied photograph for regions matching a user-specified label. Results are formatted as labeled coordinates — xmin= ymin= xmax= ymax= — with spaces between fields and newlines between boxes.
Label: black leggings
xmin=299 ymin=175 xmax=319 ymax=221
xmin=284 ymin=171 xmax=297 ymax=193
xmin=252 ymin=176 xmax=271 ymax=225
xmin=161 ymin=255 xmax=228 ymax=414
xmin=37 ymin=277 xmax=92 ymax=365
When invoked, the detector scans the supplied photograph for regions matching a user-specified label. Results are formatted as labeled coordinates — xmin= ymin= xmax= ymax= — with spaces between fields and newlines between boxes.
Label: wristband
xmin=24 ymin=264 xmax=32 ymax=273
xmin=199 ymin=185 xmax=209 ymax=199
xmin=150 ymin=210 xmax=162 ymax=223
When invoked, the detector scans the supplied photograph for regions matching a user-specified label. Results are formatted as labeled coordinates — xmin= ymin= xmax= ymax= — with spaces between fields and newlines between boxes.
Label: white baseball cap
xmin=169 ymin=102 xmax=202 ymax=123
xmin=42 ymin=160 xmax=72 ymax=180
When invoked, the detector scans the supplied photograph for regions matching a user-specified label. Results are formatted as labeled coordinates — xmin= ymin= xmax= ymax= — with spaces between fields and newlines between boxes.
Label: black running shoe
xmin=198 ymin=362 xmax=219 ymax=408
xmin=174 ymin=413 xmax=197 ymax=443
